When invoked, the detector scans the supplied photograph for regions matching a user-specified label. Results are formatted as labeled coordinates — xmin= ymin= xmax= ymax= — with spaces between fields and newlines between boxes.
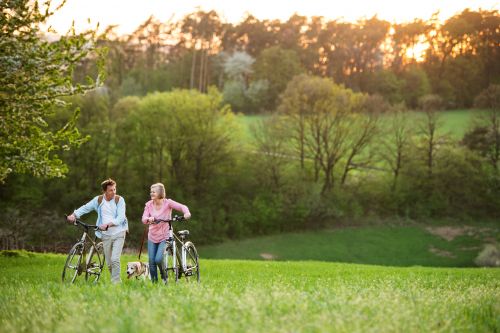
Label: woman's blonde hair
xmin=151 ymin=183 xmax=166 ymax=199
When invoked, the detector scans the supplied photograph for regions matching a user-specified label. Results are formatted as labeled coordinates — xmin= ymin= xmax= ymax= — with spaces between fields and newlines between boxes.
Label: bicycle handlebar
xmin=151 ymin=215 xmax=186 ymax=224
xmin=65 ymin=215 xmax=100 ymax=231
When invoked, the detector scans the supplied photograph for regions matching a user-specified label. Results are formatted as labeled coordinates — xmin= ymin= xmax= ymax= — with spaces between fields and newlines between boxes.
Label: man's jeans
xmin=148 ymin=240 xmax=167 ymax=283
xmin=101 ymin=231 xmax=126 ymax=283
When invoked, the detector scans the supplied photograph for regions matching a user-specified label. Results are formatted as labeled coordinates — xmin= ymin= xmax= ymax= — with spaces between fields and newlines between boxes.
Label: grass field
xmin=199 ymin=224 xmax=499 ymax=267
xmin=0 ymin=251 xmax=498 ymax=333
xmin=236 ymin=109 xmax=487 ymax=143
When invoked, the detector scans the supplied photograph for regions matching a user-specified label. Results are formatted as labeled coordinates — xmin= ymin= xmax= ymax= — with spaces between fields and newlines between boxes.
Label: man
xmin=67 ymin=178 xmax=128 ymax=284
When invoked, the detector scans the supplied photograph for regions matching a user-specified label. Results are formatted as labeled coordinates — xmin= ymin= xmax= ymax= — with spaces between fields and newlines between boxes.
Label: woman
xmin=142 ymin=183 xmax=191 ymax=283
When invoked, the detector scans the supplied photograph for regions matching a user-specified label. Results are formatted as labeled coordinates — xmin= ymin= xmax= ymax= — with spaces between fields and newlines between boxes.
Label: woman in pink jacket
xmin=142 ymin=183 xmax=191 ymax=283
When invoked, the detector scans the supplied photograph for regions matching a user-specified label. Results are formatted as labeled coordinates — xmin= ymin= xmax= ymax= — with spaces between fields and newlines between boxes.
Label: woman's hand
xmin=147 ymin=216 xmax=155 ymax=224
xmin=183 ymin=212 xmax=191 ymax=220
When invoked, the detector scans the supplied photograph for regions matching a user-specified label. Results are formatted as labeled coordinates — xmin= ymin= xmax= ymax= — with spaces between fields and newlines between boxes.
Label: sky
xmin=46 ymin=0 xmax=499 ymax=35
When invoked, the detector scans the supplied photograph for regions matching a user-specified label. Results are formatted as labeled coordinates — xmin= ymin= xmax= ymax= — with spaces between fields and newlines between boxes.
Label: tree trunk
xmin=198 ymin=48 xmax=205 ymax=92
xmin=190 ymin=49 xmax=197 ymax=89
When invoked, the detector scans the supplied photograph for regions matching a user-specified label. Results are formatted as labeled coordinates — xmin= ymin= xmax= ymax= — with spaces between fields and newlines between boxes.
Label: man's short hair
xmin=101 ymin=178 xmax=116 ymax=191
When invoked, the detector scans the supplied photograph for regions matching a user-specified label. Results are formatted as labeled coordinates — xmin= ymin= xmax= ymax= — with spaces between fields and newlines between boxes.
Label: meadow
xmin=200 ymin=223 xmax=499 ymax=267
xmin=236 ymin=109 xmax=487 ymax=143
xmin=0 ymin=246 xmax=498 ymax=333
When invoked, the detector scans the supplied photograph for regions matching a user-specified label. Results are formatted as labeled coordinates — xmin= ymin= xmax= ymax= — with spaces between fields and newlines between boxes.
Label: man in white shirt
xmin=67 ymin=178 xmax=128 ymax=284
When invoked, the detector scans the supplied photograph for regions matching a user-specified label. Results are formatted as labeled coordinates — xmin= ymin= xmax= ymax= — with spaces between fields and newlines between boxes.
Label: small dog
xmin=126 ymin=261 xmax=151 ymax=280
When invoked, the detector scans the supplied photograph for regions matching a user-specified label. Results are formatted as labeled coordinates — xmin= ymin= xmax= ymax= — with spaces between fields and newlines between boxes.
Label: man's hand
xmin=184 ymin=212 xmax=191 ymax=220
xmin=67 ymin=214 xmax=76 ymax=223
xmin=99 ymin=223 xmax=110 ymax=231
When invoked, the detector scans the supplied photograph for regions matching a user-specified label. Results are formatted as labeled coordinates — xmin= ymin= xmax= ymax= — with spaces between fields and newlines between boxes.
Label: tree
xmin=222 ymin=52 xmax=268 ymax=113
xmin=340 ymin=110 xmax=380 ymax=186
xmin=279 ymin=74 xmax=333 ymax=171
xmin=279 ymin=74 xmax=365 ymax=193
xmin=179 ymin=10 xmax=223 ymax=92
xmin=464 ymin=84 xmax=500 ymax=173
xmin=401 ymin=66 xmax=431 ymax=109
xmin=0 ymin=0 xmax=104 ymax=182
xmin=417 ymin=108 xmax=446 ymax=179
xmin=391 ymin=19 xmax=428 ymax=71
xmin=379 ymin=104 xmax=413 ymax=190
xmin=253 ymin=46 xmax=304 ymax=110
xmin=251 ymin=115 xmax=291 ymax=190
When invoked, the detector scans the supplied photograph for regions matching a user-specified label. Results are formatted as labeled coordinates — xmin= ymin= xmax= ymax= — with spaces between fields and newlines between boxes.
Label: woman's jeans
xmin=148 ymin=240 xmax=167 ymax=282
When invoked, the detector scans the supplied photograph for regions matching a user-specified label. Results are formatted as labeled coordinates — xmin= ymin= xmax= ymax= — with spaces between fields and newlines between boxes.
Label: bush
xmin=474 ymin=244 xmax=500 ymax=267
xmin=474 ymin=84 xmax=500 ymax=109
xmin=418 ymin=94 xmax=444 ymax=111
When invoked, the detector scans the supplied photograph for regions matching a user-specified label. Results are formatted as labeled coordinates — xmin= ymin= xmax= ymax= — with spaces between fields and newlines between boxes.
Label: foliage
xmin=0 ymin=0 xmax=104 ymax=182
xmin=253 ymin=46 xmax=304 ymax=110
xmin=474 ymin=244 xmax=500 ymax=267
xmin=222 ymin=52 xmax=269 ymax=113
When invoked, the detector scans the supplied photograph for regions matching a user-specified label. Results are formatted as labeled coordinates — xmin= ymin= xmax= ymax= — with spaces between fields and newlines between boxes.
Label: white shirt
xmin=101 ymin=197 xmax=122 ymax=236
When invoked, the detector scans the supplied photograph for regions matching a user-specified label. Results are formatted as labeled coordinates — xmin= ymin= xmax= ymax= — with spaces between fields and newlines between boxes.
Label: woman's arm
xmin=168 ymin=199 xmax=191 ymax=219
xmin=142 ymin=202 xmax=151 ymax=224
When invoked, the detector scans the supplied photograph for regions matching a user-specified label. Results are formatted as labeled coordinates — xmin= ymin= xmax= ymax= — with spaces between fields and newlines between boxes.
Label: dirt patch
xmin=426 ymin=226 xmax=497 ymax=242
xmin=260 ymin=253 xmax=277 ymax=260
xmin=426 ymin=226 xmax=471 ymax=241
xmin=428 ymin=246 xmax=456 ymax=258
xmin=459 ymin=246 xmax=482 ymax=251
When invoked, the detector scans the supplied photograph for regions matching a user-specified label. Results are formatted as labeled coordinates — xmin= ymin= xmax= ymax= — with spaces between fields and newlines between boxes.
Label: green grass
xmin=235 ymin=113 xmax=265 ymax=143
xmin=236 ymin=109 xmax=488 ymax=144
xmin=0 ymin=252 xmax=498 ymax=332
xmin=200 ymin=224 xmax=498 ymax=267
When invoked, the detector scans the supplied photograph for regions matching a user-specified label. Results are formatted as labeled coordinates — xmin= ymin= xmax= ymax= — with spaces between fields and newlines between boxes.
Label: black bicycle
xmin=62 ymin=217 xmax=105 ymax=284
xmin=153 ymin=216 xmax=200 ymax=284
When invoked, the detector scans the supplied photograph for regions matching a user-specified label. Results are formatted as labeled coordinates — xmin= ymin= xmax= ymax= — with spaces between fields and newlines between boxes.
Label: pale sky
xmin=46 ymin=0 xmax=499 ymax=35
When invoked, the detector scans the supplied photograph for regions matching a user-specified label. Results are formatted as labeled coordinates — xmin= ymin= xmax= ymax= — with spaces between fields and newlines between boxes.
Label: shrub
xmin=474 ymin=244 xmax=500 ymax=267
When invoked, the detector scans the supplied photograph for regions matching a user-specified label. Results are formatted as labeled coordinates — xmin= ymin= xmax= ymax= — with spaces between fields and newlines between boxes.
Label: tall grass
xmin=0 ymin=252 xmax=498 ymax=332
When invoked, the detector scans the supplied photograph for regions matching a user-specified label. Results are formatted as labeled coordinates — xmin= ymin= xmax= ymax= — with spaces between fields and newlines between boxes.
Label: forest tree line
xmin=78 ymin=8 xmax=500 ymax=112
xmin=0 ymin=4 xmax=499 ymax=251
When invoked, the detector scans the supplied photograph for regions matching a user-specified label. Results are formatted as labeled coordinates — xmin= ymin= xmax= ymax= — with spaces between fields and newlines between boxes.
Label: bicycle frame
xmin=156 ymin=216 xmax=199 ymax=282
xmin=62 ymin=217 xmax=105 ymax=283
xmin=74 ymin=222 xmax=100 ymax=260
xmin=168 ymin=233 xmax=189 ymax=273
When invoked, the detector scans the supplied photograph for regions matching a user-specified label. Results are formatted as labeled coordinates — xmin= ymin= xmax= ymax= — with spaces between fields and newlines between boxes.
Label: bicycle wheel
xmin=62 ymin=243 xmax=84 ymax=283
xmin=162 ymin=242 xmax=179 ymax=285
xmin=182 ymin=242 xmax=200 ymax=283
xmin=85 ymin=242 xmax=104 ymax=283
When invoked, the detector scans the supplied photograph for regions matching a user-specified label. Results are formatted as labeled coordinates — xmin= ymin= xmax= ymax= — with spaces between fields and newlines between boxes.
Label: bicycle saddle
xmin=177 ymin=230 xmax=189 ymax=236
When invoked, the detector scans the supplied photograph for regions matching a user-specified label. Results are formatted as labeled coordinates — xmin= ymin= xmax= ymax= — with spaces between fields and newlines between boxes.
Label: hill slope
xmin=199 ymin=224 xmax=498 ymax=267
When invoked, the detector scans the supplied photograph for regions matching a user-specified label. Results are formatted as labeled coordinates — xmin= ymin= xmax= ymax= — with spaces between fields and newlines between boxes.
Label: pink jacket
xmin=142 ymin=199 xmax=190 ymax=243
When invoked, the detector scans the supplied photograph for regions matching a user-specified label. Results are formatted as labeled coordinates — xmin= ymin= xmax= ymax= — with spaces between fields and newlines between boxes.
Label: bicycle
xmin=62 ymin=217 xmax=105 ymax=284
xmin=152 ymin=215 xmax=200 ymax=285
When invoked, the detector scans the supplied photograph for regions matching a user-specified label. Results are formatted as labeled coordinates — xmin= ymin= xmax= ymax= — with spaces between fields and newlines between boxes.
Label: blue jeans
xmin=147 ymin=240 xmax=167 ymax=283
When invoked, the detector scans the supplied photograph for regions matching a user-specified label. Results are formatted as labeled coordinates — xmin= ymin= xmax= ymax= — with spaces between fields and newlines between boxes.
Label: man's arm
xmin=111 ymin=197 xmax=127 ymax=226
xmin=74 ymin=196 xmax=98 ymax=218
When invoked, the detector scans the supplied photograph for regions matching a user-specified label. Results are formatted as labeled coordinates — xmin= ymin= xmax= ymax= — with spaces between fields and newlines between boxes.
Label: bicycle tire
xmin=62 ymin=243 xmax=84 ymax=283
xmin=85 ymin=242 xmax=104 ymax=283
xmin=162 ymin=243 xmax=179 ymax=285
xmin=183 ymin=242 xmax=200 ymax=283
